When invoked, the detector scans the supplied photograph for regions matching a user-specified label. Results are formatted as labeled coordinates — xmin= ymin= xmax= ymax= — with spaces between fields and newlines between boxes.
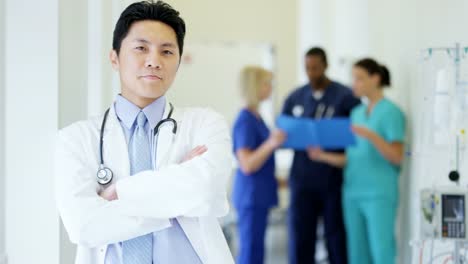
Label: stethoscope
xmin=96 ymin=103 xmax=177 ymax=185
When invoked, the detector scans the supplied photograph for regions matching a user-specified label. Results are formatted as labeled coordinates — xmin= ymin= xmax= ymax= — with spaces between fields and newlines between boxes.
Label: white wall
xmin=297 ymin=0 xmax=369 ymax=85
xmin=87 ymin=0 xmax=117 ymax=116
xmin=297 ymin=0 xmax=332 ymax=83
xmin=327 ymin=0 xmax=370 ymax=84
xmin=169 ymin=42 xmax=276 ymax=126
xmin=58 ymin=0 xmax=88 ymax=262
xmin=4 ymin=0 xmax=60 ymax=263
xmin=0 ymin=0 xmax=5 ymax=262
xmin=59 ymin=0 xmax=88 ymax=127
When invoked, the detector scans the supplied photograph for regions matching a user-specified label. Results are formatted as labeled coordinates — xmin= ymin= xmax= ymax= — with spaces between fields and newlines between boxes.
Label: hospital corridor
xmin=1 ymin=0 xmax=468 ymax=264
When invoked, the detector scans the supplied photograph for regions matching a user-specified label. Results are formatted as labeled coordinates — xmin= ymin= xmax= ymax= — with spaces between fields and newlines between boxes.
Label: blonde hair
xmin=240 ymin=66 xmax=273 ymax=107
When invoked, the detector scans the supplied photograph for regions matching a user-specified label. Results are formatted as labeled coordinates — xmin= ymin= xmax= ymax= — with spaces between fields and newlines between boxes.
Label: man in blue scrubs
xmin=282 ymin=47 xmax=361 ymax=264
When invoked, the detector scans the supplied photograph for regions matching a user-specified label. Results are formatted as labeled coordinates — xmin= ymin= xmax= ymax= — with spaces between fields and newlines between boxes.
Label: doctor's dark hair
xmin=305 ymin=47 xmax=328 ymax=67
xmin=112 ymin=0 xmax=186 ymax=55
xmin=354 ymin=58 xmax=391 ymax=88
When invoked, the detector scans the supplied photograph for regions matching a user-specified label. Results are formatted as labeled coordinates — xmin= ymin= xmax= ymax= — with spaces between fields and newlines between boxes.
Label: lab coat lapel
xmin=102 ymin=105 xmax=130 ymax=180
xmin=155 ymin=101 xmax=180 ymax=169
xmin=94 ymin=105 xmax=129 ymax=263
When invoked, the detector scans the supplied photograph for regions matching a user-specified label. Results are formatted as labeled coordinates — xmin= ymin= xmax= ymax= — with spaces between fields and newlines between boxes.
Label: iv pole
xmin=421 ymin=43 xmax=468 ymax=264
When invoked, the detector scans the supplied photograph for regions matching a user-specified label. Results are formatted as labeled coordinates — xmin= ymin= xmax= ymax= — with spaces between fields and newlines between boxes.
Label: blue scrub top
xmin=232 ymin=109 xmax=278 ymax=209
xmin=282 ymin=82 xmax=361 ymax=191
xmin=344 ymin=98 xmax=406 ymax=201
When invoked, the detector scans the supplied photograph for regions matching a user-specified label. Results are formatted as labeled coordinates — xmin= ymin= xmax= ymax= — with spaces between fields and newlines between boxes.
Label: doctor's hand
xmin=181 ymin=145 xmax=208 ymax=163
xmin=307 ymin=147 xmax=325 ymax=161
xmin=266 ymin=130 xmax=287 ymax=150
xmin=99 ymin=183 xmax=118 ymax=201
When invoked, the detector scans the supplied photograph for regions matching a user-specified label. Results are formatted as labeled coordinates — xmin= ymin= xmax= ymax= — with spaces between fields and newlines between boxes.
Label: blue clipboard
xmin=276 ymin=115 xmax=356 ymax=150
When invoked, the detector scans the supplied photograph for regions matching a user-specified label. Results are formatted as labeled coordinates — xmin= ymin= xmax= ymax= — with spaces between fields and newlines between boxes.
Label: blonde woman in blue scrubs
xmin=232 ymin=66 xmax=286 ymax=264
xmin=308 ymin=58 xmax=406 ymax=264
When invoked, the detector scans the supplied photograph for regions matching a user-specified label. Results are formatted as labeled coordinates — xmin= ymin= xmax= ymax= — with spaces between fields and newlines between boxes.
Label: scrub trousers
xmin=343 ymin=196 xmax=397 ymax=264
xmin=236 ymin=207 xmax=269 ymax=264
xmin=288 ymin=188 xmax=347 ymax=264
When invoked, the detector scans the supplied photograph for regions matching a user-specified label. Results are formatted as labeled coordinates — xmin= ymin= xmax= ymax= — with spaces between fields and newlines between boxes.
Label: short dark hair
xmin=354 ymin=58 xmax=391 ymax=88
xmin=112 ymin=0 xmax=186 ymax=55
xmin=305 ymin=47 xmax=328 ymax=66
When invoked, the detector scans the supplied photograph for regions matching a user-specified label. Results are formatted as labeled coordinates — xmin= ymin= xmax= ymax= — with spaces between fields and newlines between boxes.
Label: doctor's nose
xmin=145 ymin=53 xmax=162 ymax=69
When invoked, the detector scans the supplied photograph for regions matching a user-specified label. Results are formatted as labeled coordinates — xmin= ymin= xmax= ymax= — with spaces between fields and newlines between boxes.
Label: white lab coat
xmin=55 ymin=101 xmax=235 ymax=264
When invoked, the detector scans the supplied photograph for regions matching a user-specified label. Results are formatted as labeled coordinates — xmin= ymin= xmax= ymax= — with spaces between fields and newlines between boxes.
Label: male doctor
xmin=55 ymin=1 xmax=234 ymax=264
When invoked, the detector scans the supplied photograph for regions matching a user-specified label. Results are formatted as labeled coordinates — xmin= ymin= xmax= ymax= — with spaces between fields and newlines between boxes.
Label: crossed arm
xmin=99 ymin=145 xmax=208 ymax=201
xmin=55 ymin=112 xmax=232 ymax=247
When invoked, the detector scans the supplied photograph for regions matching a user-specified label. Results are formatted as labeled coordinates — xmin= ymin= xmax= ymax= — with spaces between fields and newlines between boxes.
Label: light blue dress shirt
xmin=105 ymin=95 xmax=202 ymax=264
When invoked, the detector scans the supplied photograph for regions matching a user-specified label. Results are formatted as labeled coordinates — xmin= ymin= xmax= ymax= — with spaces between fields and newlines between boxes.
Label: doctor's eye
xmin=162 ymin=50 xmax=174 ymax=56
xmin=135 ymin=46 xmax=146 ymax=52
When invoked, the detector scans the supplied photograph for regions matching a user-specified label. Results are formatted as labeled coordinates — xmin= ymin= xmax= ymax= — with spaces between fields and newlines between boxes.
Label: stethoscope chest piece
xmin=97 ymin=165 xmax=113 ymax=185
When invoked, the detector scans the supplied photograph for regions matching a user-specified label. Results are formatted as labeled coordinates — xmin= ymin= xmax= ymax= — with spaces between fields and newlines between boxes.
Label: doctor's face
xmin=110 ymin=20 xmax=180 ymax=108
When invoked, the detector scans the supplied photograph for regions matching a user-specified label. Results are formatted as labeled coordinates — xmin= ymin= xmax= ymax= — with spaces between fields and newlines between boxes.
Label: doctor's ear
xmin=110 ymin=50 xmax=119 ymax=71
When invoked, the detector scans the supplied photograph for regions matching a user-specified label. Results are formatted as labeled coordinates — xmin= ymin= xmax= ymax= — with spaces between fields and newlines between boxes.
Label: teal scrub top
xmin=344 ymin=98 xmax=406 ymax=201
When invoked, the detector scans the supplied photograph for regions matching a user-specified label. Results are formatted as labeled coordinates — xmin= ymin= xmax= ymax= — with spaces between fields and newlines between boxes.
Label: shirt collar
xmin=114 ymin=94 xmax=166 ymax=130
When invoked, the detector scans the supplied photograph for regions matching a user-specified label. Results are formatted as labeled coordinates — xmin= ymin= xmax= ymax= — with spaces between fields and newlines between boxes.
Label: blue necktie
xmin=122 ymin=111 xmax=153 ymax=264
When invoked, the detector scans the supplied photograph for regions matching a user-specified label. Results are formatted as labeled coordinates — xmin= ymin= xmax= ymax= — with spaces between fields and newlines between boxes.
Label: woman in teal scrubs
xmin=308 ymin=58 xmax=405 ymax=264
